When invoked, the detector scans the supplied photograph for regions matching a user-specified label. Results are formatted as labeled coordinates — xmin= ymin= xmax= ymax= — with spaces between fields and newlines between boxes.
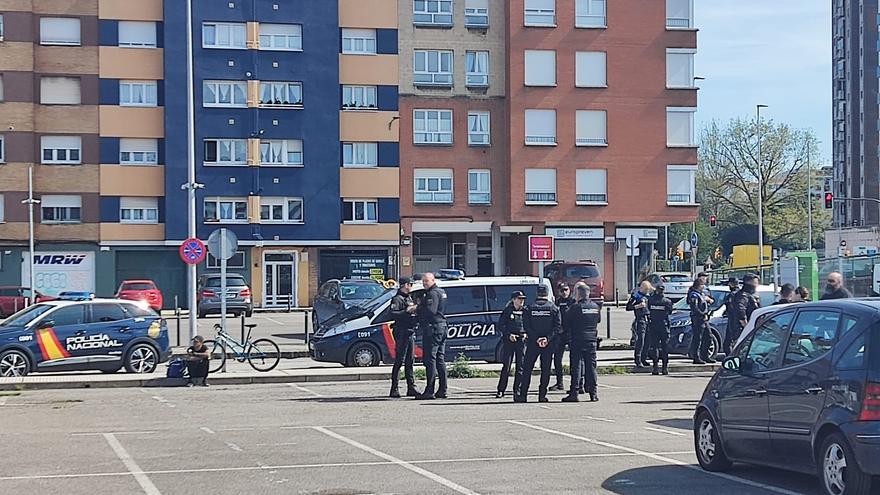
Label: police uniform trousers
xmin=552 ymin=337 xmax=566 ymax=386
xmin=497 ymin=340 xmax=525 ymax=395
xmin=647 ymin=322 xmax=670 ymax=367
xmin=689 ymin=315 xmax=711 ymax=361
xmin=632 ymin=316 xmax=649 ymax=365
xmin=420 ymin=322 xmax=448 ymax=397
xmin=390 ymin=327 xmax=415 ymax=391
xmin=723 ymin=321 xmax=743 ymax=356
xmin=568 ymin=338 xmax=597 ymax=396
xmin=519 ymin=342 xmax=554 ymax=398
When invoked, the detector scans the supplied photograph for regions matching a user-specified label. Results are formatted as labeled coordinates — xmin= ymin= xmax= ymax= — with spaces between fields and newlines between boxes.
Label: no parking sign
xmin=179 ymin=238 xmax=207 ymax=265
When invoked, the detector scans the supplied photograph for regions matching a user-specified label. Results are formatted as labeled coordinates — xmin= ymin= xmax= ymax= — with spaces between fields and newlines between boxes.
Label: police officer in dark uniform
xmin=729 ymin=273 xmax=761 ymax=352
xmin=646 ymin=284 xmax=673 ymax=375
xmin=389 ymin=277 xmax=420 ymax=398
xmin=688 ymin=277 xmax=714 ymax=364
xmin=722 ymin=276 xmax=739 ymax=356
xmin=562 ymin=284 xmax=600 ymax=402
xmin=515 ymin=285 xmax=561 ymax=403
xmin=552 ymin=283 xmax=575 ymax=391
xmin=496 ymin=291 xmax=528 ymax=399
xmin=415 ymin=272 xmax=448 ymax=400
xmin=626 ymin=281 xmax=652 ymax=368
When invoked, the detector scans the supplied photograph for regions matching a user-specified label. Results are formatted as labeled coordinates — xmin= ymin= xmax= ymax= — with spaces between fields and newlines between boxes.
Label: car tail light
xmin=860 ymin=382 xmax=880 ymax=421
xmin=240 ymin=288 xmax=251 ymax=298
xmin=201 ymin=289 xmax=216 ymax=298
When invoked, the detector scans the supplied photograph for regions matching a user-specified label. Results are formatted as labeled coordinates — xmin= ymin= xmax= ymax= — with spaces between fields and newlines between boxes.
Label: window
xmin=341 ymin=28 xmax=376 ymax=54
xmin=260 ymin=139 xmax=303 ymax=166
xmin=524 ymin=50 xmax=555 ymax=86
xmin=743 ymin=312 xmax=794 ymax=372
xmin=488 ymin=285 xmax=539 ymax=310
xmin=468 ymin=111 xmax=490 ymax=145
xmin=524 ymin=109 xmax=556 ymax=145
xmin=119 ymin=81 xmax=158 ymax=107
xmin=466 ymin=51 xmax=489 ymax=87
xmin=342 ymin=85 xmax=377 ymax=109
xmin=260 ymin=197 xmax=303 ymax=223
xmin=259 ymin=82 xmax=302 ymax=107
xmin=40 ymin=17 xmax=80 ymax=45
xmin=204 ymin=197 xmax=247 ymax=223
xmin=667 ymin=165 xmax=697 ymax=205
xmin=41 ymin=136 xmax=81 ymax=164
xmin=414 ymin=109 xmax=453 ymax=144
xmin=525 ymin=169 xmax=557 ymax=204
xmin=576 ymin=0 xmax=606 ymax=28
xmin=575 ymin=51 xmax=607 ymax=87
xmin=120 ymin=197 xmax=159 ymax=224
xmin=414 ymin=169 xmax=453 ymax=203
xmin=120 ymin=138 xmax=158 ymax=165
xmin=259 ymin=24 xmax=302 ymax=51
xmin=0 ymin=193 xmax=4 ymax=222
xmin=783 ymin=311 xmax=840 ymax=366
xmin=524 ymin=0 xmax=556 ymax=26
xmin=343 ymin=199 xmax=378 ymax=224
xmin=468 ymin=169 xmax=491 ymax=204
xmin=576 ymin=110 xmax=607 ymax=146
xmin=445 ymin=287 xmax=486 ymax=314
xmin=89 ymin=303 xmax=127 ymax=323
xmin=343 ymin=142 xmax=378 ymax=167
xmin=202 ymin=22 xmax=246 ymax=48
xmin=41 ymin=195 xmax=81 ymax=223
xmin=0 ymin=75 xmax=4 ymax=101
xmin=118 ymin=21 xmax=156 ymax=47
xmin=667 ymin=107 xmax=696 ymax=146
xmin=413 ymin=0 xmax=453 ymax=26
xmin=0 ymin=14 xmax=4 ymax=41
xmin=667 ymin=0 xmax=693 ymax=29
xmin=414 ymin=50 xmax=453 ymax=86
xmin=667 ymin=49 xmax=696 ymax=88
xmin=465 ymin=0 xmax=489 ymax=26
xmin=207 ymin=251 xmax=246 ymax=269
xmin=204 ymin=139 xmax=247 ymax=166
xmin=203 ymin=81 xmax=247 ymax=107
xmin=40 ymin=77 xmax=81 ymax=105
xmin=836 ymin=330 xmax=868 ymax=370
xmin=0 ymin=135 xmax=4 ymax=163
xmin=576 ymin=169 xmax=607 ymax=204
xmin=47 ymin=305 xmax=86 ymax=326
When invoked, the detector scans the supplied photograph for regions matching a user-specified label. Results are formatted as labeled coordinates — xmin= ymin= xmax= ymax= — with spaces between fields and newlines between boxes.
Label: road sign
xmin=528 ymin=235 xmax=554 ymax=262
xmin=625 ymin=235 xmax=639 ymax=248
xmin=677 ymin=240 xmax=691 ymax=252
xmin=840 ymin=239 xmax=847 ymax=248
xmin=207 ymin=228 xmax=239 ymax=260
xmin=179 ymin=238 xmax=207 ymax=265
xmin=690 ymin=231 xmax=699 ymax=248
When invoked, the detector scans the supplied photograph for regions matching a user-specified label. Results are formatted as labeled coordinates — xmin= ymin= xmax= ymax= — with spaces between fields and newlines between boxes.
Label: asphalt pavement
xmin=0 ymin=373 xmax=846 ymax=494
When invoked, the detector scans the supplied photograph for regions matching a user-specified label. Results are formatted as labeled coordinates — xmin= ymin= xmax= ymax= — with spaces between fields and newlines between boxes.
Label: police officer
xmin=722 ymin=276 xmax=739 ymax=356
xmin=552 ymin=283 xmax=575 ymax=391
xmin=728 ymin=273 xmax=760 ymax=352
xmin=562 ymin=284 xmax=600 ymax=402
xmin=415 ymin=272 xmax=448 ymax=400
xmin=688 ymin=277 xmax=714 ymax=365
xmin=626 ymin=281 xmax=653 ymax=368
xmin=389 ymin=277 xmax=420 ymax=398
xmin=496 ymin=291 xmax=528 ymax=399
xmin=646 ymin=284 xmax=673 ymax=375
xmin=515 ymin=285 xmax=561 ymax=403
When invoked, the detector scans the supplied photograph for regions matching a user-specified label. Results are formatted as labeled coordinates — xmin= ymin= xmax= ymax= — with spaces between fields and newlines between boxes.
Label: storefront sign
xmin=22 ymin=252 xmax=96 ymax=297
xmin=616 ymin=228 xmax=659 ymax=241
xmin=545 ymin=227 xmax=604 ymax=240
xmin=349 ymin=257 xmax=387 ymax=281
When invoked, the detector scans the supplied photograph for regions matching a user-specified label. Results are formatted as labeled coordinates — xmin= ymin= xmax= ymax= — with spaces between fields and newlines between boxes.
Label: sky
xmin=695 ymin=1 xmax=832 ymax=163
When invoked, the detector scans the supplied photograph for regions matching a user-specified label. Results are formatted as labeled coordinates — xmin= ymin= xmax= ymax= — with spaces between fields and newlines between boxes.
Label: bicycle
xmin=205 ymin=323 xmax=281 ymax=373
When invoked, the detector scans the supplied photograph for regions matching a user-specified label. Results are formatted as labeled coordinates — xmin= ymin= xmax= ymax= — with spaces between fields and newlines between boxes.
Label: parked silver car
xmin=197 ymin=274 xmax=253 ymax=318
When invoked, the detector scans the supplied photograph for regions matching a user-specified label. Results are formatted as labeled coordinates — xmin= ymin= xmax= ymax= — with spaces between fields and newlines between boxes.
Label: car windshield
xmin=672 ymin=289 xmax=729 ymax=312
xmin=122 ymin=283 xmax=155 ymax=291
xmin=664 ymin=275 xmax=691 ymax=283
xmin=340 ymin=283 xmax=385 ymax=301
xmin=205 ymin=276 xmax=246 ymax=288
xmin=563 ymin=266 xmax=600 ymax=279
xmin=0 ymin=304 xmax=54 ymax=327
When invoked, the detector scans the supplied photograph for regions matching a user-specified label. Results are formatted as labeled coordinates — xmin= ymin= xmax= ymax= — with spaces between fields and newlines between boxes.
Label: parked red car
xmin=0 ymin=287 xmax=52 ymax=317
xmin=115 ymin=280 xmax=164 ymax=311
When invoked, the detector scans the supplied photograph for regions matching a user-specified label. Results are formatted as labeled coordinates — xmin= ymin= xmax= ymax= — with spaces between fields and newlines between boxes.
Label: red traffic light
xmin=825 ymin=192 xmax=833 ymax=209
xmin=709 ymin=215 xmax=717 ymax=227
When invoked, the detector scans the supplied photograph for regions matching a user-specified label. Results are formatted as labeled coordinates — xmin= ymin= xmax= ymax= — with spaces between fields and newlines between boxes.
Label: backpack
xmin=166 ymin=358 xmax=187 ymax=379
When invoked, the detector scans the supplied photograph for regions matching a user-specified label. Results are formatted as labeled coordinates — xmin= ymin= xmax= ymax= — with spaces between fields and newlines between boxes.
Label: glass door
xmin=263 ymin=253 xmax=296 ymax=307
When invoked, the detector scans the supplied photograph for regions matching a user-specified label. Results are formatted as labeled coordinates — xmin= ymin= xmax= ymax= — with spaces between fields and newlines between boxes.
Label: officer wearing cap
xmin=552 ymin=283 xmax=575 ymax=391
xmin=389 ymin=277 xmax=420 ymax=398
xmin=562 ymin=284 xmax=600 ymax=402
xmin=726 ymin=273 xmax=761 ymax=356
xmin=646 ymin=284 xmax=673 ymax=375
xmin=723 ymin=276 xmax=739 ymax=356
xmin=516 ymin=285 xmax=562 ymax=403
xmin=496 ymin=291 xmax=528 ymax=399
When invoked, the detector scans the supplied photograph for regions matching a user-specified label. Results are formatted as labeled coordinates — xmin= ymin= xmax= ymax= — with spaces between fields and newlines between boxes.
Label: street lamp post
xmin=21 ymin=167 xmax=40 ymax=304
xmin=185 ymin=0 xmax=198 ymax=339
xmin=756 ymin=104 xmax=768 ymax=276
xmin=807 ymin=142 xmax=813 ymax=251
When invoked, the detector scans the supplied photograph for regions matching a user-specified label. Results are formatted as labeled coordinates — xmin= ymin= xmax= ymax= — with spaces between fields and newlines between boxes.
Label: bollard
xmin=287 ymin=295 xmax=292 ymax=313
xmin=606 ymin=306 xmax=611 ymax=339
xmin=241 ymin=311 xmax=246 ymax=344
xmin=305 ymin=310 xmax=310 ymax=346
xmin=174 ymin=295 xmax=181 ymax=347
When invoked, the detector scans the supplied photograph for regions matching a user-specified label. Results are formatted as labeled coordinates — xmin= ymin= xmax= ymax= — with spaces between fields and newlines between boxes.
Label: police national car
xmin=0 ymin=299 xmax=171 ymax=377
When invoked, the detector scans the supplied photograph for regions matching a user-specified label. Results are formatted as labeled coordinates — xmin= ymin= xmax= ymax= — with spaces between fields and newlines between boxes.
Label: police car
xmin=0 ymin=299 xmax=171 ymax=377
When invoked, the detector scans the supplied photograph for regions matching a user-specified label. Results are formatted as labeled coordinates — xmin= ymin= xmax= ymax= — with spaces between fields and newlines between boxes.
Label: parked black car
xmin=694 ymin=299 xmax=880 ymax=495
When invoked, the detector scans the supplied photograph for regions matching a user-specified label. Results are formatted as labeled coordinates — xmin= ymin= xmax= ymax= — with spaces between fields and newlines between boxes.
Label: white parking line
xmin=200 ymin=427 xmax=216 ymax=435
xmin=479 ymin=417 xmax=615 ymax=424
xmin=313 ymin=426 xmax=480 ymax=495
xmin=72 ymin=431 xmax=157 ymax=437
xmin=280 ymin=424 xmax=360 ymax=430
xmin=287 ymin=383 xmax=324 ymax=398
xmin=102 ymin=433 xmax=161 ymax=495
xmin=507 ymin=421 xmax=803 ymax=495
xmin=447 ymin=385 xmax=473 ymax=392
xmin=225 ymin=442 xmax=243 ymax=453
xmin=259 ymin=315 xmax=286 ymax=326
xmin=151 ymin=396 xmax=175 ymax=409
xmin=644 ymin=426 xmax=687 ymax=437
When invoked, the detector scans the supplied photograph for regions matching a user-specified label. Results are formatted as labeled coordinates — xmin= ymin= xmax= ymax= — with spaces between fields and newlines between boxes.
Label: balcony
xmin=666 ymin=17 xmax=692 ymax=29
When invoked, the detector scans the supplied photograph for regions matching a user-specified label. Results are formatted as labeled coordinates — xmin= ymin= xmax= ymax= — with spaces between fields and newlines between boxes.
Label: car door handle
xmin=805 ymin=387 xmax=824 ymax=395
xmin=746 ymin=388 xmax=767 ymax=397
xmin=118 ymin=326 xmax=131 ymax=333
xmin=75 ymin=330 xmax=87 ymax=336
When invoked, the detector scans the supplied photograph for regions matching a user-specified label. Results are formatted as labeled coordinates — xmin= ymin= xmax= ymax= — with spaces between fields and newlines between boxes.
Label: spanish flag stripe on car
xmin=36 ymin=328 xmax=70 ymax=361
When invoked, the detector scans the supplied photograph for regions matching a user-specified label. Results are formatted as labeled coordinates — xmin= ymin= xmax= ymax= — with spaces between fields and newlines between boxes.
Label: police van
xmin=309 ymin=277 xmax=554 ymax=367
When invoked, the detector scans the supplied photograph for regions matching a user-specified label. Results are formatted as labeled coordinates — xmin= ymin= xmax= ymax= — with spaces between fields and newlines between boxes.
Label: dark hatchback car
xmin=313 ymin=279 xmax=387 ymax=327
xmin=694 ymin=300 xmax=880 ymax=495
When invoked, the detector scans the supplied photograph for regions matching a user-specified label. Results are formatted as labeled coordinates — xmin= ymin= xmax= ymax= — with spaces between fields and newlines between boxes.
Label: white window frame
xmin=204 ymin=139 xmax=247 ymax=166
xmin=260 ymin=139 xmax=303 ymax=167
xmin=525 ymin=169 xmax=557 ymax=205
xmin=41 ymin=136 xmax=82 ymax=165
xmin=120 ymin=197 xmax=159 ymax=224
xmin=575 ymin=110 xmax=607 ymax=146
xmin=667 ymin=0 xmax=694 ymax=29
xmin=119 ymin=80 xmax=158 ymax=107
xmin=576 ymin=169 xmax=608 ymax=205
xmin=40 ymin=195 xmax=81 ymax=224
xmin=667 ymin=165 xmax=698 ymax=205
xmin=259 ymin=81 xmax=303 ymax=108
xmin=524 ymin=0 xmax=556 ymax=26
xmin=119 ymin=138 xmax=158 ymax=165
xmin=413 ymin=0 xmax=453 ymax=26
xmin=575 ymin=0 xmax=607 ymax=28
xmin=666 ymin=107 xmax=697 ymax=147
xmin=203 ymin=80 xmax=247 ymax=108
xmin=204 ymin=197 xmax=248 ymax=224
xmin=342 ymin=85 xmax=378 ymax=110
xmin=202 ymin=22 xmax=246 ymax=49
xmin=467 ymin=111 xmax=490 ymax=146
xmin=465 ymin=0 xmax=489 ymax=27
xmin=0 ymin=193 xmax=4 ymax=223
xmin=414 ymin=169 xmax=453 ymax=204
xmin=466 ymin=51 xmax=489 ymax=87
xmin=343 ymin=199 xmax=379 ymax=224
xmin=468 ymin=169 xmax=491 ymax=205
xmin=524 ymin=50 xmax=556 ymax=87
xmin=259 ymin=23 xmax=302 ymax=51
xmin=40 ymin=77 xmax=81 ymax=105
xmin=666 ymin=48 xmax=696 ymax=89
xmin=118 ymin=21 xmax=157 ymax=48
xmin=0 ymin=15 xmax=4 ymax=42
xmin=39 ymin=17 xmax=81 ymax=46
xmin=575 ymin=51 xmax=607 ymax=88
xmin=341 ymin=28 xmax=376 ymax=55
xmin=0 ymin=135 xmax=4 ymax=163
xmin=413 ymin=109 xmax=453 ymax=145
xmin=524 ymin=109 xmax=557 ymax=145
xmin=343 ymin=142 xmax=378 ymax=167
xmin=414 ymin=50 xmax=453 ymax=86
xmin=260 ymin=197 xmax=304 ymax=224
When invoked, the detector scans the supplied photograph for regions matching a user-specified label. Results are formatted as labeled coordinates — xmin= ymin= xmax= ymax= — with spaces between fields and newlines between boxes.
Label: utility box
xmin=785 ymin=251 xmax=819 ymax=299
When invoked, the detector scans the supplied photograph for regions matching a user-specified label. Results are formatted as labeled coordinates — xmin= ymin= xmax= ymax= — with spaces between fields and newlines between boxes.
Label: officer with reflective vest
xmin=495 ymin=291 xmax=528 ymax=399
xmin=515 ymin=285 xmax=562 ymax=403
xmin=646 ymin=284 xmax=673 ymax=375
xmin=562 ymin=284 xmax=601 ymax=402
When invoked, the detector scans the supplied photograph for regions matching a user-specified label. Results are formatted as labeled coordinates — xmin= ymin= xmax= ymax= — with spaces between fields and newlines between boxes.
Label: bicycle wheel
xmin=205 ymin=339 xmax=227 ymax=374
xmin=247 ymin=338 xmax=280 ymax=372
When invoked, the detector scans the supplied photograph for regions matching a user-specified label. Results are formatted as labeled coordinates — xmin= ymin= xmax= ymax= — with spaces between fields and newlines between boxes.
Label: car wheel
xmin=707 ymin=331 xmax=721 ymax=360
xmin=197 ymin=310 xmax=206 ymax=319
xmin=694 ymin=410 xmax=732 ymax=472
xmin=347 ymin=342 xmax=380 ymax=367
xmin=819 ymin=432 xmax=873 ymax=495
xmin=0 ymin=350 xmax=30 ymax=377
xmin=124 ymin=344 xmax=159 ymax=374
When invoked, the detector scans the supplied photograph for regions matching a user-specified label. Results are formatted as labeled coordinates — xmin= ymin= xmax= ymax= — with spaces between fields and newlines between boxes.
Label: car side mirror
xmin=721 ymin=356 xmax=741 ymax=372
xmin=37 ymin=319 xmax=55 ymax=330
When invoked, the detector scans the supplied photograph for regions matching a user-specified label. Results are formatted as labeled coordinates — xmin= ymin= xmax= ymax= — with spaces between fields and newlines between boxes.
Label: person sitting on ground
xmin=185 ymin=335 xmax=211 ymax=387
xmin=821 ymin=272 xmax=852 ymax=300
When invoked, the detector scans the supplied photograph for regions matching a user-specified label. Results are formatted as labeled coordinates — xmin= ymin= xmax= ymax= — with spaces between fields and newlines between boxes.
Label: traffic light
xmin=709 ymin=215 xmax=717 ymax=227
xmin=825 ymin=192 xmax=834 ymax=209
